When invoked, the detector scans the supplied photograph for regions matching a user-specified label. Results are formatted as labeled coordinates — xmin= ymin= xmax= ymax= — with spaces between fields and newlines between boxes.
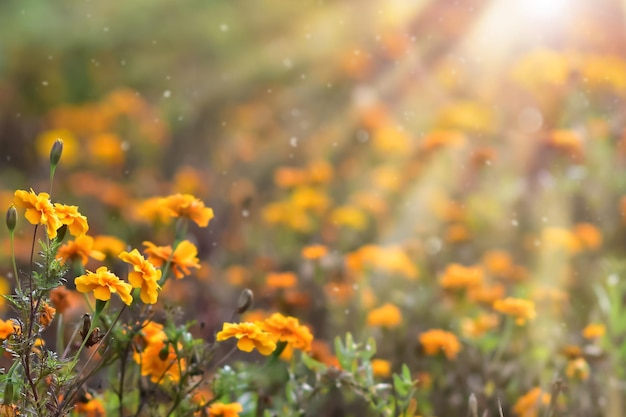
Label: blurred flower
xmin=482 ymin=250 xmax=514 ymax=277
xmin=511 ymin=48 xmax=569 ymax=90
xmin=207 ymin=402 xmax=243 ymax=417
xmin=143 ymin=240 xmax=201 ymax=279
xmin=173 ymin=166 xmax=208 ymax=195
xmin=436 ymin=100 xmax=494 ymax=134
xmin=53 ymin=204 xmax=89 ymax=237
xmin=347 ymin=245 xmax=418 ymax=280
xmin=274 ymin=166 xmax=308 ymax=188
xmin=119 ymin=249 xmax=162 ymax=304
xmin=573 ymin=223 xmax=602 ymax=250
xmin=366 ymin=303 xmax=402 ymax=328
xmin=162 ymin=194 xmax=214 ymax=227
xmin=37 ymin=301 xmax=56 ymax=329
xmin=262 ymin=201 xmax=312 ymax=232
xmin=580 ymin=54 xmax=626 ymax=92
xmin=542 ymin=228 xmax=581 ymax=254
xmin=307 ymin=160 xmax=334 ymax=184
xmin=74 ymin=397 xmax=105 ymax=417
xmin=371 ymin=359 xmax=391 ymax=377
xmin=57 ymin=235 xmax=106 ymax=266
xmin=547 ymin=129 xmax=584 ymax=159
xmin=133 ymin=338 xmax=185 ymax=383
xmin=291 ymin=187 xmax=331 ymax=214
xmin=468 ymin=283 xmax=505 ymax=305
xmin=87 ymin=133 xmax=125 ymax=165
xmin=260 ymin=312 xmax=313 ymax=351
xmin=93 ymin=235 xmax=126 ymax=258
xmin=493 ymin=297 xmax=536 ymax=325
xmin=582 ymin=323 xmax=605 ymax=339
xmin=0 ymin=276 xmax=9 ymax=311
xmin=445 ymin=224 xmax=471 ymax=243
xmin=49 ymin=286 xmax=76 ymax=315
xmin=266 ymin=272 xmax=297 ymax=290
xmin=439 ymin=264 xmax=483 ymax=291
xmin=216 ymin=322 xmax=276 ymax=355
xmin=370 ymin=166 xmax=401 ymax=192
xmin=561 ymin=344 xmax=583 ymax=359
xmin=566 ymin=357 xmax=590 ymax=381
xmin=461 ymin=314 xmax=499 ymax=339
xmin=420 ymin=130 xmax=465 ymax=152
xmin=0 ymin=319 xmax=15 ymax=339
xmin=301 ymin=244 xmax=328 ymax=260
xmin=372 ymin=125 xmax=412 ymax=154
xmin=75 ymin=266 xmax=133 ymax=306
xmin=135 ymin=197 xmax=173 ymax=224
xmin=419 ymin=329 xmax=461 ymax=360
xmin=512 ymin=387 xmax=550 ymax=417
xmin=13 ymin=189 xmax=62 ymax=239
xmin=330 ymin=205 xmax=368 ymax=230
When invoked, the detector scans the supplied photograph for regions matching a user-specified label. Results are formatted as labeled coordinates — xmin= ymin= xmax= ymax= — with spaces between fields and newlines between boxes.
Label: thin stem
xmin=9 ymin=231 xmax=21 ymax=294
xmin=158 ymin=218 xmax=187 ymax=286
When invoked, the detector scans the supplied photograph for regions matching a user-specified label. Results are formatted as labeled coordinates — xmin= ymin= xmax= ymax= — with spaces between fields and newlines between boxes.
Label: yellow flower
xmin=582 ymin=323 xmax=605 ymax=339
xmin=573 ymin=223 xmax=602 ymax=250
xmin=93 ymin=235 xmax=126 ymax=258
xmin=53 ymin=203 xmax=89 ymax=236
xmin=135 ymin=339 xmax=185 ymax=383
xmin=566 ymin=357 xmax=590 ymax=381
xmin=371 ymin=359 xmax=391 ymax=377
xmin=493 ymin=297 xmax=536 ymax=325
xmin=56 ymin=235 xmax=106 ymax=266
xmin=482 ymin=250 xmax=515 ymax=277
xmin=461 ymin=314 xmax=499 ymax=339
xmin=143 ymin=240 xmax=201 ymax=279
xmin=162 ymin=194 xmax=214 ymax=227
xmin=38 ymin=301 xmax=56 ymax=329
xmin=366 ymin=303 xmax=402 ymax=328
xmin=330 ymin=205 xmax=368 ymax=230
xmin=419 ymin=329 xmax=461 ymax=360
xmin=439 ymin=264 xmax=483 ymax=291
xmin=119 ymin=249 xmax=162 ymax=304
xmin=13 ymin=189 xmax=62 ymax=239
xmin=208 ymin=402 xmax=243 ymax=417
xmin=260 ymin=313 xmax=313 ymax=351
xmin=75 ymin=266 xmax=133 ymax=305
xmin=512 ymin=387 xmax=550 ymax=417
xmin=216 ymin=322 xmax=277 ymax=355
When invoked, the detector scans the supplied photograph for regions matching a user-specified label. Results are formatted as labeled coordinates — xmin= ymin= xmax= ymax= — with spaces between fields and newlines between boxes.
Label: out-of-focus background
xmin=3 ymin=1 xmax=626 ymax=415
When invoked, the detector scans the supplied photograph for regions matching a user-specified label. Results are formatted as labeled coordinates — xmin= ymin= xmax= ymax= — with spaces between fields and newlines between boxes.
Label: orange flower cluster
xmin=13 ymin=189 xmax=88 ymax=239
xmin=439 ymin=264 xmax=483 ymax=291
xmin=346 ymin=245 xmax=418 ymax=280
xmin=265 ymin=272 xmax=297 ymax=289
xmin=143 ymin=240 xmax=200 ymax=279
xmin=493 ymin=297 xmax=536 ymax=325
xmin=419 ymin=329 xmax=461 ymax=360
xmin=75 ymin=266 xmax=133 ymax=306
xmin=133 ymin=320 xmax=186 ymax=383
xmin=216 ymin=322 xmax=277 ymax=355
xmin=56 ymin=235 xmax=105 ymax=266
xmin=119 ymin=249 xmax=162 ymax=304
xmin=260 ymin=313 xmax=313 ymax=352
xmin=582 ymin=323 xmax=605 ymax=339
xmin=512 ymin=387 xmax=550 ymax=417
xmin=301 ymin=244 xmax=328 ymax=260
xmin=207 ymin=402 xmax=243 ymax=417
xmin=366 ymin=303 xmax=402 ymax=328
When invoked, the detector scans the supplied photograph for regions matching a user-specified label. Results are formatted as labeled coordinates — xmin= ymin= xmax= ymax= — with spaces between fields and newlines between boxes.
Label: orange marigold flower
xmin=301 ymin=244 xmax=328 ymax=260
xmin=75 ymin=266 xmax=133 ymax=306
xmin=119 ymin=249 xmax=162 ymax=304
xmin=13 ymin=189 xmax=62 ymax=239
xmin=566 ymin=357 xmax=590 ymax=381
xmin=582 ymin=323 xmax=605 ymax=339
xmin=512 ymin=387 xmax=550 ymax=417
xmin=439 ymin=264 xmax=483 ymax=291
xmin=366 ymin=303 xmax=402 ymax=328
xmin=133 ymin=338 xmax=186 ymax=383
xmin=419 ymin=329 xmax=461 ymax=360
xmin=74 ymin=397 xmax=105 ymax=417
xmin=573 ymin=223 xmax=602 ymax=250
xmin=461 ymin=314 xmax=499 ymax=338
xmin=56 ymin=235 xmax=106 ymax=266
xmin=482 ymin=250 xmax=514 ymax=277
xmin=265 ymin=272 xmax=297 ymax=289
xmin=216 ymin=322 xmax=277 ymax=355
xmin=162 ymin=193 xmax=214 ymax=227
xmin=208 ymin=402 xmax=243 ymax=417
xmin=330 ymin=205 xmax=368 ymax=230
xmin=0 ymin=319 xmax=15 ymax=339
xmin=371 ymin=359 xmax=391 ymax=378
xmin=93 ymin=235 xmax=126 ymax=258
xmin=53 ymin=203 xmax=89 ymax=237
xmin=493 ymin=297 xmax=536 ymax=325
xmin=468 ymin=283 xmax=506 ymax=304
xmin=143 ymin=240 xmax=201 ymax=279
xmin=38 ymin=301 xmax=56 ymax=329
xmin=49 ymin=286 xmax=73 ymax=315
xmin=260 ymin=313 xmax=313 ymax=351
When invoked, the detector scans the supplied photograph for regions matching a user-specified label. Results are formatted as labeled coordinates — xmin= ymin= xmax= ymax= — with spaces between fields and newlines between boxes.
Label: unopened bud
xmin=5 ymin=205 xmax=16 ymax=233
xmin=468 ymin=393 xmax=478 ymax=417
xmin=237 ymin=288 xmax=254 ymax=314
xmin=50 ymin=139 xmax=64 ymax=167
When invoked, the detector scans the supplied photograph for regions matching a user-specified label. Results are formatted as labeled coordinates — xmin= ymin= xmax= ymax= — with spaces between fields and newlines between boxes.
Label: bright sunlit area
xmin=0 ymin=0 xmax=625 ymax=416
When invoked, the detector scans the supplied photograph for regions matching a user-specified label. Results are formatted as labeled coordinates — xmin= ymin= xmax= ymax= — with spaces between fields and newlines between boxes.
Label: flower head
xmin=493 ymin=297 xmax=536 ymax=325
xmin=53 ymin=203 xmax=89 ymax=237
xmin=419 ymin=329 xmax=461 ymax=360
xmin=366 ymin=303 xmax=402 ymax=328
xmin=513 ymin=387 xmax=550 ymax=417
xmin=162 ymin=193 xmax=214 ymax=227
xmin=119 ymin=249 xmax=162 ymax=304
xmin=260 ymin=313 xmax=313 ymax=351
xmin=582 ymin=323 xmax=605 ymax=339
xmin=439 ymin=264 xmax=483 ymax=291
xmin=216 ymin=322 xmax=276 ymax=355
xmin=265 ymin=272 xmax=297 ymax=289
xmin=208 ymin=402 xmax=243 ymax=417
xmin=143 ymin=240 xmax=200 ymax=279
xmin=371 ymin=359 xmax=391 ymax=377
xmin=133 ymin=338 xmax=185 ymax=383
xmin=57 ymin=235 xmax=106 ymax=266
xmin=13 ymin=189 xmax=62 ymax=239
xmin=75 ymin=266 xmax=133 ymax=305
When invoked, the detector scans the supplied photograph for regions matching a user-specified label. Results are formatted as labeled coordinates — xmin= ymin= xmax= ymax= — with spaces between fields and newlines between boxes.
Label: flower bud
xmin=237 ymin=288 xmax=254 ymax=314
xmin=50 ymin=139 xmax=64 ymax=167
xmin=5 ymin=205 xmax=16 ymax=233
xmin=159 ymin=343 xmax=170 ymax=361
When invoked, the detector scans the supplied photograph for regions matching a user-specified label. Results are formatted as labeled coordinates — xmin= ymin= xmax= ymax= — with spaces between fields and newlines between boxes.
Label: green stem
xmin=9 ymin=231 xmax=21 ymax=294
xmin=492 ymin=317 xmax=514 ymax=365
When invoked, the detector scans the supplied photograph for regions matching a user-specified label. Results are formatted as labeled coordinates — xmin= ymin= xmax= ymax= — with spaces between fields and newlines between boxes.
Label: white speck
xmin=241 ymin=209 xmax=250 ymax=218
xmin=608 ymin=274 xmax=619 ymax=286
xmin=120 ymin=60 xmax=126 ymax=66
xmin=283 ymin=58 xmax=293 ymax=68
xmin=511 ymin=219 xmax=519 ymax=226
xmin=163 ymin=90 xmax=171 ymax=98
xmin=220 ymin=24 xmax=229 ymax=32
xmin=41 ymin=81 xmax=48 ymax=86
xmin=121 ymin=141 xmax=130 ymax=151
xmin=344 ymin=309 xmax=350 ymax=315
xmin=426 ymin=237 xmax=442 ymax=254
xmin=541 ymin=217 xmax=548 ymax=223
xmin=485 ymin=160 xmax=492 ymax=166
xmin=103 ymin=27 xmax=109 ymax=32
xmin=290 ymin=137 xmax=298 ymax=147
xmin=534 ymin=240 xmax=541 ymax=247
